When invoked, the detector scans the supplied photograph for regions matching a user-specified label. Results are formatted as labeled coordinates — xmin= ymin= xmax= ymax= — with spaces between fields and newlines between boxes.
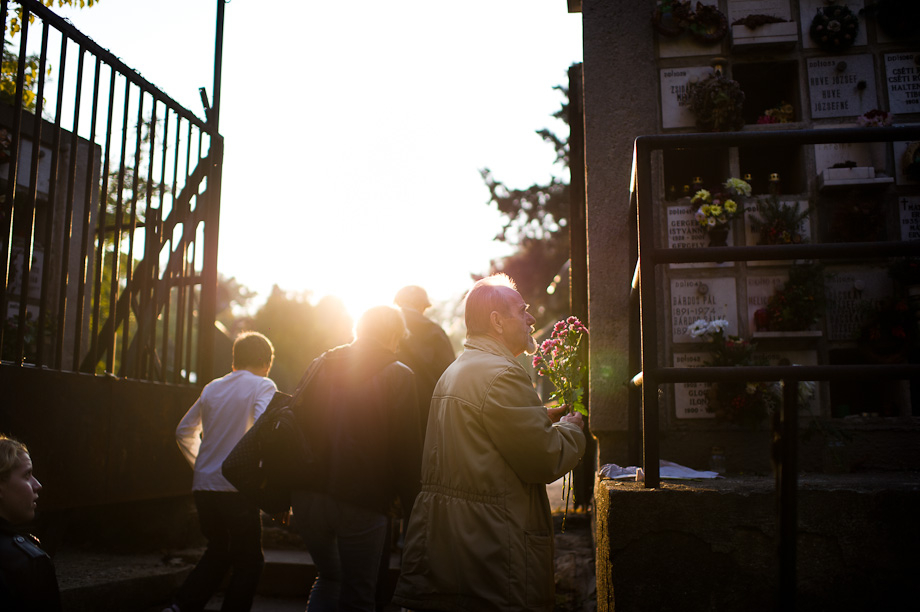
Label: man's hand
xmin=547 ymin=405 xmax=567 ymax=423
xmin=560 ymin=411 xmax=584 ymax=429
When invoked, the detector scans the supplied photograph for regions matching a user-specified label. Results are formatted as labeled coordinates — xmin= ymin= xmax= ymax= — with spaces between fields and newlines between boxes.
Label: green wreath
xmin=809 ymin=4 xmax=860 ymax=51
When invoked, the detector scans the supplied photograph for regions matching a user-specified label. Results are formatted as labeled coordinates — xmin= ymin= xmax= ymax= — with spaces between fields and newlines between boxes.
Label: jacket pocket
xmin=524 ymin=530 xmax=554 ymax=608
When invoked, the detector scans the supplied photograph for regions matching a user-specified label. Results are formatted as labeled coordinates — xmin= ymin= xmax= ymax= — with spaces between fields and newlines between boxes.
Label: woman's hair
xmin=0 ymin=435 xmax=28 ymax=481
xmin=464 ymin=274 xmax=517 ymax=336
xmin=356 ymin=305 xmax=407 ymax=345
xmin=232 ymin=331 xmax=275 ymax=370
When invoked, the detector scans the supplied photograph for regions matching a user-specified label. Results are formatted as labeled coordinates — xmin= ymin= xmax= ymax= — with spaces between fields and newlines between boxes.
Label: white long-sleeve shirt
xmin=176 ymin=369 xmax=277 ymax=492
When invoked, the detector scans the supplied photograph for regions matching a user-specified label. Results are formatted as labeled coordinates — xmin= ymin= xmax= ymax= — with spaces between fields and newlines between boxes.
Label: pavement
xmin=55 ymin=481 xmax=596 ymax=612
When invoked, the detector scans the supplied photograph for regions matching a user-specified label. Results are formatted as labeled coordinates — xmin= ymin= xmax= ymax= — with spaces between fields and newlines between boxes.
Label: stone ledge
xmin=595 ymin=472 xmax=920 ymax=612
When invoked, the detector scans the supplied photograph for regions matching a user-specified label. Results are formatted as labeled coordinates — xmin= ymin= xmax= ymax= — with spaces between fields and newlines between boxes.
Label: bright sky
xmin=53 ymin=0 xmax=583 ymax=320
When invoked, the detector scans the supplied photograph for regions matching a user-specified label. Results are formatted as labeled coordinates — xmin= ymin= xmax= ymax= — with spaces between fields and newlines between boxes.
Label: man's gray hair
xmin=464 ymin=274 xmax=517 ymax=337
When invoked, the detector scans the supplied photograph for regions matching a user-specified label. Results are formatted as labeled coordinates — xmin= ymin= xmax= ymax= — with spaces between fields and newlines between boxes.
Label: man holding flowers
xmin=393 ymin=274 xmax=586 ymax=612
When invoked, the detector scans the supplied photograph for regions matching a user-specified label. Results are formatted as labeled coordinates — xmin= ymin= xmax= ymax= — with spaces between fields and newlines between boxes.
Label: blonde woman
xmin=0 ymin=434 xmax=61 ymax=611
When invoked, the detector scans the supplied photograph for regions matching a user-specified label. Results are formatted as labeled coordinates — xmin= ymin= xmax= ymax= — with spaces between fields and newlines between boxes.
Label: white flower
xmin=708 ymin=319 xmax=729 ymax=334
xmin=688 ymin=319 xmax=711 ymax=338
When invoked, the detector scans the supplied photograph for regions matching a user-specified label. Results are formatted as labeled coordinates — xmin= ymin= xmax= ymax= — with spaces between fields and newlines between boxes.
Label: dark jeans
xmin=174 ymin=491 xmax=264 ymax=612
xmin=292 ymin=490 xmax=388 ymax=612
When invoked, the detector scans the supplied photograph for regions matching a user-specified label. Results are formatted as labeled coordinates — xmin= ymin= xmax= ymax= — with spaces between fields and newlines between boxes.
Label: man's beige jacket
xmin=393 ymin=334 xmax=586 ymax=612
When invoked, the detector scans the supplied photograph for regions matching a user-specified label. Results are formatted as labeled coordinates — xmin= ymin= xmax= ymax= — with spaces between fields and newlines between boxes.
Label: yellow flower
xmin=709 ymin=204 xmax=723 ymax=217
xmin=691 ymin=189 xmax=711 ymax=205
xmin=724 ymin=199 xmax=737 ymax=214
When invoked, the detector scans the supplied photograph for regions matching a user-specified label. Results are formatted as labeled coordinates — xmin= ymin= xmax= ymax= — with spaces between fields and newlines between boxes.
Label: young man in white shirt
xmin=169 ymin=332 xmax=277 ymax=612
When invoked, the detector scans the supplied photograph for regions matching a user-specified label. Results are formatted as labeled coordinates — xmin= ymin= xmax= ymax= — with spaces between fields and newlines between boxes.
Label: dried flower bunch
xmin=652 ymin=1 xmax=729 ymax=44
xmin=732 ymin=14 xmax=789 ymax=29
xmin=687 ymin=72 xmax=745 ymax=132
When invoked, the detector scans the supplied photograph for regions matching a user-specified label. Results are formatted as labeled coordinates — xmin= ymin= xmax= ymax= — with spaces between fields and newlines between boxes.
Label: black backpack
xmin=221 ymin=357 xmax=325 ymax=513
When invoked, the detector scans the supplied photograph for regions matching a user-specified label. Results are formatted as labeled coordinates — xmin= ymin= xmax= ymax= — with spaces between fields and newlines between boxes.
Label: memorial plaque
xmin=671 ymin=277 xmax=738 ymax=343
xmin=673 ymin=352 xmax=714 ymax=419
xmin=825 ymin=268 xmax=892 ymax=341
xmin=799 ymin=0 xmax=868 ymax=50
xmin=660 ymin=66 xmax=712 ymax=129
xmin=885 ymin=52 xmax=920 ymax=114
xmin=727 ymin=0 xmax=791 ymax=22
xmin=666 ymin=204 xmax=734 ymax=269
xmin=806 ymin=54 xmax=877 ymax=118
xmin=747 ymin=274 xmax=787 ymax=331
xmin=899 ymin=196 xmax=920 ymax=241
xmin=814 ymin=140 xmax=885 ymax=173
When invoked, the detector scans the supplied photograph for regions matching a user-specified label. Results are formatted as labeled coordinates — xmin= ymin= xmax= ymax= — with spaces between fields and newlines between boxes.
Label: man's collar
xmin=464 ymin=334 xmax=517 ymax=359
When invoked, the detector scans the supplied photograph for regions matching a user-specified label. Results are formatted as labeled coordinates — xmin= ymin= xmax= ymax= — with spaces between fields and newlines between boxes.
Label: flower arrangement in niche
xmin=757 ymin=102 xmax=794 ymax=124
xmin=857 ymin=109 xmax=893 ymax=127
xmin=689 ymin=318 xmax=778 ymax=425
xmin=687 ymin=71 xmax=745 ymax=132
xmin=533 ymin=316 xmax=589 ymax=416
xmin=809 ymin=2 xmax=859 ymax=51
xmin=749 ymin=196 xmax=811 ymax=246
xmin=861 ymin=0 xmax=920 ymax=40
xmin=857 ymin=297 xmax=917 ymax=363
xmin=901 ymin=142 xmax=920 ymax=183
xmin=692 ymin=177 xmax=750 ymax=246
xmin=732 ymin=14 xmax=789 ymax=29
xmin=652 ymin=1 xmax=729 ymax=44
xmin=756 ymin=263 xmax=826 ymax=332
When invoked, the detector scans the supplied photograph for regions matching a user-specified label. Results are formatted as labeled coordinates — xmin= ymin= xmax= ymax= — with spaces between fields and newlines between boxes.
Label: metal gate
xmin=1 ymin=0 xmax=221 ymax=383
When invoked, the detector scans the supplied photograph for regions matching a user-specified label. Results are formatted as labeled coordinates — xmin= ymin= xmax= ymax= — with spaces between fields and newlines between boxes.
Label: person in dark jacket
xmin=0 ymin=435 xmax=61 ymax=611
xmin=393 ymin=285 xmax=455 ymax=437
xmin=290 ymin=305 xmax=422 ymax=612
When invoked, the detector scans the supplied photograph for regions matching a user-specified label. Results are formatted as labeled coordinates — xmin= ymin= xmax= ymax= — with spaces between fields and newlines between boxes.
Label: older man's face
xmin=496 ymin=287 xmax=538 ymax=356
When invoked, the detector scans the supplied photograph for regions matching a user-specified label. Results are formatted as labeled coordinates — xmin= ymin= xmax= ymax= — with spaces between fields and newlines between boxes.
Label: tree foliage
xmin=481 ymin=84 xmax=572 ymax=322
xmin=2 ymin=1 xmax=100 ymax=109
xmin=250 ymin=286 xmax=353 ymax=393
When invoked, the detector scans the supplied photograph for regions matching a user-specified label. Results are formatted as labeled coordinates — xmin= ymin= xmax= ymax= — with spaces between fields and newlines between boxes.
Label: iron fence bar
xmin=636 ymin=140 xmax=661 ymax=488
xmin=627 ymin=171 xmax=642 ymax=466
xmin=137 ymin=100 xmax=158 ymax=378
xmin=36 ymin=25 xmax=68 ymax=368
xmin=120 ymin=90 xmax=145 ymax=377
xmin=654 ymin=364 xmax=920 ymax=383
xmin=72 ymin=55 xmax=102 ymax=370
xmin=777 ymin=379 xmax=799 ymax=612
xmin=635 ymin=125 xmax=920 ymax=150
xmin=15 ymin=0 xmax=209 ymax=134
xmin=161 ymin=114 xmax=181 ymax=382
xmin=78 ymin=159 xmax=208 ymax=374
xmin=89 ymin=68 xmax=117 ymax=374
xmin=184 ymin=240 xmax=196 ymax=382
xmin=54 ymin=46 xmax=85 ymax=368
xmin=0 ymin=4 xmax=29 ymax=355
xmin=105 ymin=77 xmax=131 ymax=374
xmin=655 ymin=240 xmax=920 ymax=264
xmin=13 ymin=19 xmax=48 ymax=364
